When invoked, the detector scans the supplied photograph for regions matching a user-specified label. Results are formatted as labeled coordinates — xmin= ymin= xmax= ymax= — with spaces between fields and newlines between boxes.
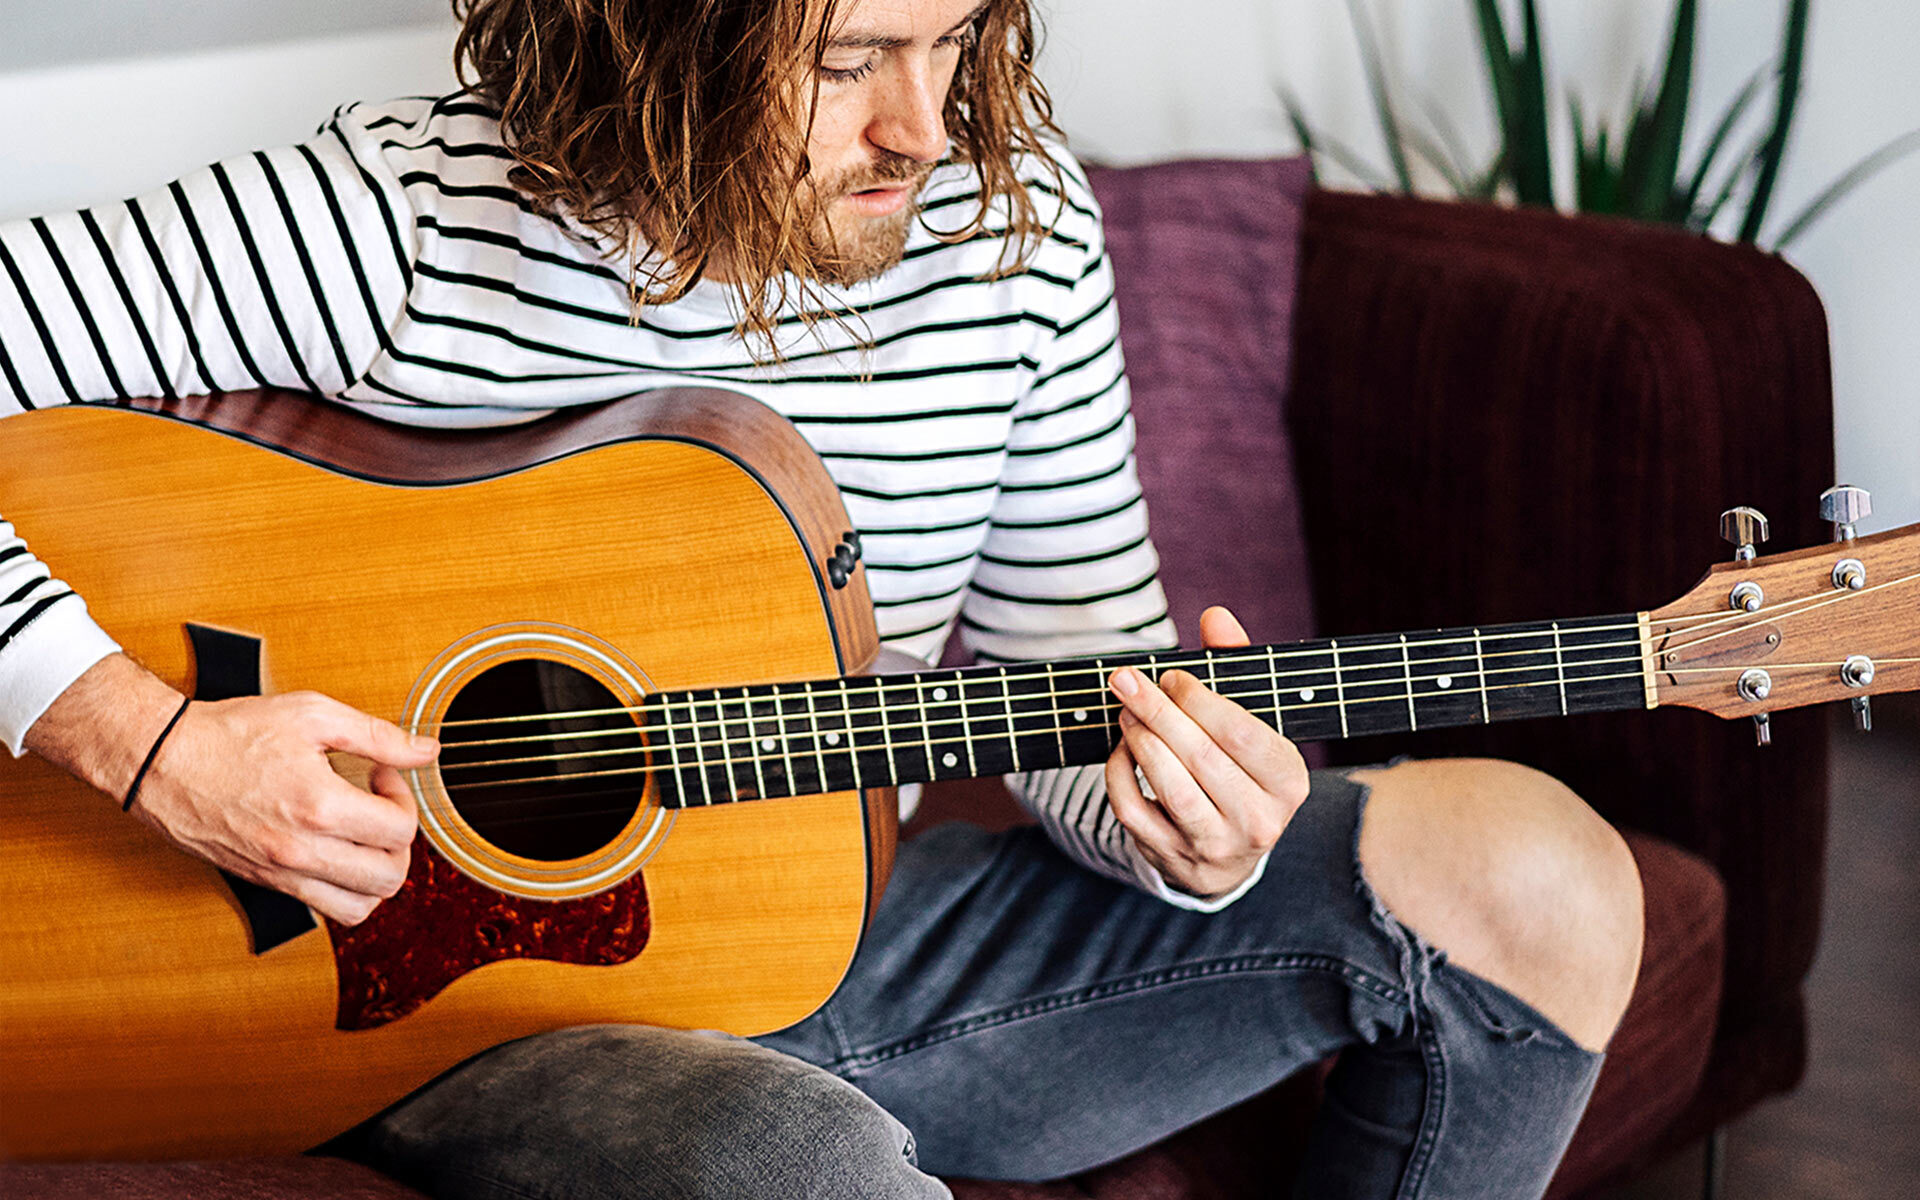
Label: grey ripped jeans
xmin=336 ymin=770 xmax=1603 ymax=1199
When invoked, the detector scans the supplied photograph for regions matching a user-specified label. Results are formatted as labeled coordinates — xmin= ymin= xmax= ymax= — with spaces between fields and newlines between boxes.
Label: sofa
xmin=3 ymin=157 xmax=1833 ymax=1198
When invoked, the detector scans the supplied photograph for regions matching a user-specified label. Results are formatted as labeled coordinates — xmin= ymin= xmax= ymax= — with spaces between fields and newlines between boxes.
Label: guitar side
xmin=0 ymin=393 xmax=888 ymax=1160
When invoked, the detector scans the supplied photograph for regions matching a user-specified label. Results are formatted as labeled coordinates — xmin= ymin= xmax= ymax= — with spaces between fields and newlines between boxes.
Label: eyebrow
xmin=827 ymin=1 xmax=990 ymax=50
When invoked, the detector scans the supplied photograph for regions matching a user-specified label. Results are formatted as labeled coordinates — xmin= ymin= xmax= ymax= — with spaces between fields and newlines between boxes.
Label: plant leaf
xmin=1696 ymin=129 xmax=1770 ymax=230
xmin=1629 ymin=0 xmax=1697 ymax=219
xmin=1472 ymin=0 xmax=1520 ymax=147
xmin=1682 ymin=66 xmax=1769 ymax=218
xmin=1276 ymin=85 xmax=1394 ymax=192
xmin=1346 ymin=0 xmax=1415 ymax=194
xmin=1510 ymin=0 xmax=1556 ymax=206
xmin=1773 ymin=127 xmax=1920 ymax=249
xmin=1740 ymin=0 xmax=1810 ymax=243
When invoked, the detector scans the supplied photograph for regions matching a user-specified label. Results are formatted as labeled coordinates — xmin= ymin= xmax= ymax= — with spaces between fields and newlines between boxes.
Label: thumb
xmin=1199 ymin=605 xmax=1251 ymax=649
xmin=310 ymin=697 xmax=440 ymax=767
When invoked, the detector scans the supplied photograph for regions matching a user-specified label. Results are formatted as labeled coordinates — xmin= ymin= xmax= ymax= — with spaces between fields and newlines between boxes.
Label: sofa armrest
xmin=1285 ymin=189 xmax=1832 ymax=1038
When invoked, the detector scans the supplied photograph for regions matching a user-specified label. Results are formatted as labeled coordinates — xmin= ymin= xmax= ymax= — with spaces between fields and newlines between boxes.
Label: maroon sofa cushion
xmin=1086 ymin=157 xmax=1318 ymax=650
xmin=1 ymin=1157 xmax=427 ymax=1200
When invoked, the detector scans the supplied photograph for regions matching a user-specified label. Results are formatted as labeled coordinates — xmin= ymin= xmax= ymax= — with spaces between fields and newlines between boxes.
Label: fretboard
xmin=644 ymin=615 xmax=1649 ymax=808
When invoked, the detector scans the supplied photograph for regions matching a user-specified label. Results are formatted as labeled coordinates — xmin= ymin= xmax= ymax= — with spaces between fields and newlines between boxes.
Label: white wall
xmin=1 ymin=1 xmax=1913 ymax=529
xmin=1038 ymin=0 xmax=1920 ymax=529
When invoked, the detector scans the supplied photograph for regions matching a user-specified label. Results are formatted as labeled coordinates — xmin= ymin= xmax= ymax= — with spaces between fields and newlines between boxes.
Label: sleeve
xmin=0 ymin=102 xmax=420 ymax=754
xmin=958 ymin=155 xmax=1268 ymax=912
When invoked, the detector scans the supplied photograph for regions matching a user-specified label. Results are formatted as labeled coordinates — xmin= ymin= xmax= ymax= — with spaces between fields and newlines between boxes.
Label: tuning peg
xmin=1751 ymin=713 xmax=1772 ymax=747
xmin=1819 ymin=484 xmax=1872 ymax=542
xmin=1852 ymin=696 xmax=1874 ymax=733
xmin=1720 ymin=507 xmax=1770 ymax=561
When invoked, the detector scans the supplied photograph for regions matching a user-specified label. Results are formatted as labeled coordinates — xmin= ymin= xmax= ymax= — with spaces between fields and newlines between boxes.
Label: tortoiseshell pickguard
xmin=326 ymin=834 xmax=651 ymax=1031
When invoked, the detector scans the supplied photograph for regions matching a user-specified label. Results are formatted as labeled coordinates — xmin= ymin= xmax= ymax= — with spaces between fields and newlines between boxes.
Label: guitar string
xmin=435 ymin=652 xmax=1920 ymax=826
xmin=436 ymin=658 xmax=1907 ymax=799
xmin=410 ymin=568 xmax=1911 ymax=735
xmin=432 ymin=580 xmax=1908 ymax=767
xmin=436 ymin=647 xmax=1660 ymax=774
xmin=412 ymin=618 xmax=1658 ymax=729
xmin=430 ymin=634 xmax=1654 ymax=752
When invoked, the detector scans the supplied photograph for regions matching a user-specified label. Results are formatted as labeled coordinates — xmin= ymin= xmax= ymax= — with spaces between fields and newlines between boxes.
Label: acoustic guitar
xmin=1 ymin=388 xmax=1913 ymax=1160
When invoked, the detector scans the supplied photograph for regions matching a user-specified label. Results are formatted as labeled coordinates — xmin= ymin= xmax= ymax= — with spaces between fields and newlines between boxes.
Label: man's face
xmin=798 ymin=0 xmax=987 ymax=284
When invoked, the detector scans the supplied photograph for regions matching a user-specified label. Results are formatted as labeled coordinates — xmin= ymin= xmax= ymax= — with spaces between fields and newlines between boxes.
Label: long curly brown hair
xmin=451 ymin=0 xmax=1064 ymax=352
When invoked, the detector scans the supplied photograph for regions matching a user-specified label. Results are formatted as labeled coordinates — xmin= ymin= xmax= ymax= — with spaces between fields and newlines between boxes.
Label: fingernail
xmin=1112 ymin=668 xmax=1139 ymax=698
xmin=412 ymin=734 xmax=438 ymax=753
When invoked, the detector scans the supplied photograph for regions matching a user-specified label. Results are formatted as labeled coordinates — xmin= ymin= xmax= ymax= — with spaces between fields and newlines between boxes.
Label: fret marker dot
xmin=1436 ymin=675 xmax=1453 ymax=690
xmin=942 ymin=752 xmax=958 ymax=768
xmin=933 ymin=687 xmax=948 ymax=701
xmin=760 ymin=738 xmax=776 ymax=751
xmin=1300 ymin=689 xmax=1315 ymax=702
xmin=824 ymin=733 xmax=840 ymax=746
xmin=1073 ymin=709 xmax=1089 ymax=722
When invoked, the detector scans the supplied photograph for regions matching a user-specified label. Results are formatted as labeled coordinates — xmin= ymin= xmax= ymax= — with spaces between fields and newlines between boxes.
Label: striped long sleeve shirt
xmin=0 ymin=93 xmax=1266 ymax=910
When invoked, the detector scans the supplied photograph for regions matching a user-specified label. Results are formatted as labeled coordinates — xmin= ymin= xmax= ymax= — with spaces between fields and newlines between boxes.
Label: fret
xmin=1480 ymin=623 xmax=1565 ymax=724
xmin=709 ymin=691 xmax=740 ymax=803
xmin=1556 ymin=617 xmax=1649 ymax=714
xmin=1044 ymin=661 xmax=1066 ymax=765
xmin=1327 ymin=635 xmax=1414 ymax=738
xmin=1551 ymin=622 xmax=1569 ymax=717
xmin=1473 ymin=628 xmax=1490 ymax=724
xmin=802 ymin=681 xmax=831 ymax=794
xmin=654 ymin=694 xmax=685 ymax=808
xmin=1266 ymin=645 xmax=1284 ymax=735
xmin=910 ymin=676 xmax=938 ymax=780
xmin=1398 ymin=635 xmax=1418 ymax=731
xmin=739 ymin=693 xmax=771 ymax=800
xmin=1329 ymin=639 xmax=1350 ymax=738
xmin=999 ymin=670 xmax=1021 ymax=772
xmin=1058 ymin=660 xmax=1116 ymax=767
xmin=1005 ymin=661 xmax=1060 ymax=772
xmin=1269 ymin=646 xmax=1342 ymax=742
xmin=834 ymin=681 xmax=864 ymax=791
xmin=919 ymin=672 xmax=969 ymax=782
xmin=957 ymin=677 xmax=979 ymax=777
xmin=846 ymin=679 xmax=894 ymax=787
xmin=685 ymin=693 xmax=715 ymax=805
xmin=764 ymin=684 xmax=821 ymax=799
xmin=1405 ymin=628 xmax=1498 ymax=730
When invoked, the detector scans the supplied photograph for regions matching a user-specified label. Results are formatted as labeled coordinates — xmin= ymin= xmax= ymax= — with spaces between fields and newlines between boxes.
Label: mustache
xmin=817 ymin=156 xmax=932 ymax=198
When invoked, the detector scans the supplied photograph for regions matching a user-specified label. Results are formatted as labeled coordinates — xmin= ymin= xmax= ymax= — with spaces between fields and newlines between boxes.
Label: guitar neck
xmin=646 ymin=614 xmax=1652 ymax=807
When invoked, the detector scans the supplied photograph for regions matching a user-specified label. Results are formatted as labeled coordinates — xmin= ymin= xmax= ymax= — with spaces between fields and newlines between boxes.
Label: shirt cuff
xmin=1123 ymin=839 xmax=1272 ymax=913
xmin=0 ymin=597 xmax=122 ymax=757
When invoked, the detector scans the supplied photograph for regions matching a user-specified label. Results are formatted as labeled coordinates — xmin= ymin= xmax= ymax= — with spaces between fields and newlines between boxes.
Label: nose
xmin=866 ymin=60 xmax=949 ymax=164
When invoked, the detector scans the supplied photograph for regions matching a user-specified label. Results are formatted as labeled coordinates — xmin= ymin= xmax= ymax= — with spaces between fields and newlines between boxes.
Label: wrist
xmin=21 ymin=654 xmax=189 ymax=802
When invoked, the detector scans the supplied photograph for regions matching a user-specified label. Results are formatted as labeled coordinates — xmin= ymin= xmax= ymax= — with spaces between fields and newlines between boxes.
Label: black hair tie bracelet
xmin=124 ymin=696 xmax=193 ymax=813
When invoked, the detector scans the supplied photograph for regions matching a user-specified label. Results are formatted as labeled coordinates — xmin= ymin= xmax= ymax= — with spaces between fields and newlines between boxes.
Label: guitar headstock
xmin=1648 ymin=492 xmax=1918 ymax=741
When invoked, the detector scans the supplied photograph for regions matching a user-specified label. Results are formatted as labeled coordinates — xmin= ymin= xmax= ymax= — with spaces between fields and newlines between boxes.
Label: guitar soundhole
xmin=438 ymin=659 xmax=648 ymax=862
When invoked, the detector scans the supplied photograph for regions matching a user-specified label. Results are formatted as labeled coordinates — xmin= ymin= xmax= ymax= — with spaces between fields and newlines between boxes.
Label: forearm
xmin=20 ymin=652 xmax=184 ymax=800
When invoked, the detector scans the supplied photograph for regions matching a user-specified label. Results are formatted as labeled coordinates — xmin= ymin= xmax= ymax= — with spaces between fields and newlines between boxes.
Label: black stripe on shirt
xmin=254 ymin=150 xmax=357 ymax=389
xmin=0 ymin=589 xmax=75 ymax=657
xmin=208 ymin=161 xmax=325 ymax=393
xmin=0 ymin=238 xmax=81 ymax=406
xmin=168 ymin=179 xmax=273 ymax=389
xmin=128 ymin=196 xmax=220 ymax=393
xmin=77 ymin=210 xmax=176 ymax=401
xmin=30 ymin=217 xmax=131 ymax=401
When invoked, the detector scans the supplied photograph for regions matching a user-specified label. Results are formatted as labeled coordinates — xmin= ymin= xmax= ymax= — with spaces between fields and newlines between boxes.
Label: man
xmin=0 ymin=0 xmax=1644 ymax=1195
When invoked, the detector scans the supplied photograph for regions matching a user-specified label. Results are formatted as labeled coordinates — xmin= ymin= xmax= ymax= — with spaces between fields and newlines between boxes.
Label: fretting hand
xmin=1104 ymin=606 xmax=1310 ymax=900
xmin=24 ymin=653 xmax=437 ymax=925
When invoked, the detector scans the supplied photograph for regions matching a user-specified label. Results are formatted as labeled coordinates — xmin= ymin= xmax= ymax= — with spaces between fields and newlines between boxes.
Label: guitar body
xmin=0 ymin=390 xmax=892 ymax=1160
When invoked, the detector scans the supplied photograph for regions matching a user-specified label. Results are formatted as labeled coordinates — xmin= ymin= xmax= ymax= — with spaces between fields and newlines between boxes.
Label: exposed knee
xmin=1353 ymin=758 xmax=1644 ymax=1052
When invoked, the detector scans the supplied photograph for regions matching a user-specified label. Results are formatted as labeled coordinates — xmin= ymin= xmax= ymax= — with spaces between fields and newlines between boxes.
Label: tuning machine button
xmin=1819 ymin=484 xmax=1871 ymax=543
xmin=1852 ymin=696 xmax=1874 ymax=733
xmin=1720 ymin=507 xmax=1770 ymax=561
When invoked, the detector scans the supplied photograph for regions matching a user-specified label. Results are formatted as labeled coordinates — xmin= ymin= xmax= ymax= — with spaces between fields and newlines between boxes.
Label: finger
xmin=1104 ymin=739 xmax=1183 ymax=854
xmin=1111 ymin=667 xmax=1260 ymax=811
xmin=1155 ymin=669 xmax=1308 ymax=801
xmin=277 ymin=831 xmax=411 ymax=900
xmin=301 ymin=694 xmax=439 ymax=767
xmin=1119 ymin=708 xmax=1225 ymax=841
xmin=1199 ymin=605 xmax=1251 ymax=648
xmin=277 ymin=874 xmax=383 ymax=927
xmin=310 ymin=775 xmax=417 ymax=851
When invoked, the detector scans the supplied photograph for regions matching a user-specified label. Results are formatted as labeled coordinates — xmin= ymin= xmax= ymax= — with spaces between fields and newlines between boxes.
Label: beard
xmin=797 ymin=155 xmax=932 ymax=286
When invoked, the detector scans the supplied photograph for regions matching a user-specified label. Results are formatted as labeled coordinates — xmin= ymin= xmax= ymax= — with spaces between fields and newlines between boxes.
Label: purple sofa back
xmin=1087 ymin=158 xmax=1318 ymax=650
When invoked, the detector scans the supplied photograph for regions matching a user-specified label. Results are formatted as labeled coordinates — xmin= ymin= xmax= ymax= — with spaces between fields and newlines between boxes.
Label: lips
xmin=841 ymin=184 xmax=914 ymax=217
